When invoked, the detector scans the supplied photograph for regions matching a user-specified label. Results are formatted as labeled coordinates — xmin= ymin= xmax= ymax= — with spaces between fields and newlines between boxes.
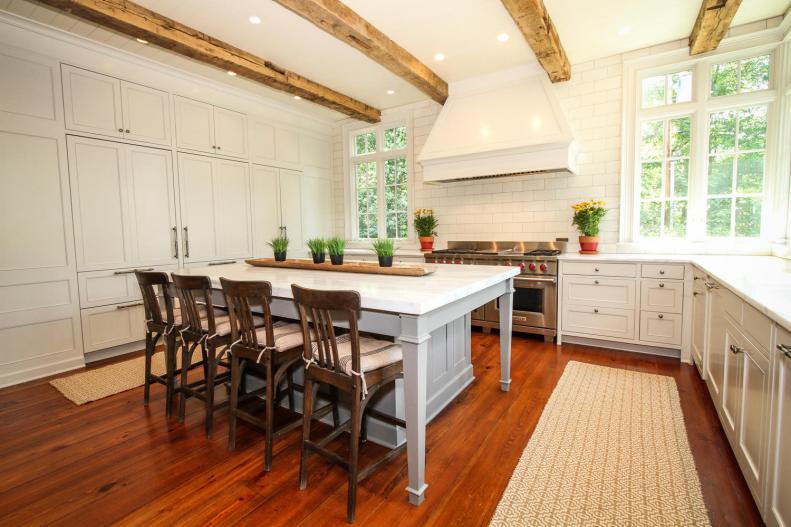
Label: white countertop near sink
xmin=177 ymin=261 xmax=519 ymax=315
xmin=559 ymin=253 xmax=791 ymax=332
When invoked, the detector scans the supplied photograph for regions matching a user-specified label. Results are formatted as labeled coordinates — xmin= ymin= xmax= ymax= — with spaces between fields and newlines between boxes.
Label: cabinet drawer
xmin=562 ymin=276 xmax=636 ymax=309
xmin=562 ymin=305 xmax=635 ymax=340
xmin=640 ymin=280 xmax=684 ymax=314
xmin=742 ymin=302 xmax=772 ymax=354
xmin=78 ymin=265 xmax=176 ymax=308
xmin=81 ymin=302 xmax=145 ymax=353
xmin=562 ymin=261 xmax=637 ymax=278
xmin=641 ymin=263 xmax=684 ymax=280
xmin=639 ymin=311 xmax=682 ymax=346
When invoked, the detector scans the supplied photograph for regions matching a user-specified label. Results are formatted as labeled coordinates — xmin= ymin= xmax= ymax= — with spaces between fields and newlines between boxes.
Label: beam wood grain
xmin=689 ymin=0 xmax=744 ymax=55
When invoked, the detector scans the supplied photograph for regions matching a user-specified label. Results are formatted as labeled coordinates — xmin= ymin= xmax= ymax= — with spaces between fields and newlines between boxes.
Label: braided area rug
xmin=489 ymin=361 xmax=710 ymax=526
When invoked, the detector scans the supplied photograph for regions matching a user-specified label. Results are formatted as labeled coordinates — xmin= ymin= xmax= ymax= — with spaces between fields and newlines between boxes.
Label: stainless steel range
xmin=424 ymin=240 xmax=565 ymax=342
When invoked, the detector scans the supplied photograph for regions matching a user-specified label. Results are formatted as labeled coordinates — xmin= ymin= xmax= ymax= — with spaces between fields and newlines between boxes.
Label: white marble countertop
xmin=177 ymin=261 xmax=519 ymax=316
xmin=559 ymin=253 xmax=791 ymax=332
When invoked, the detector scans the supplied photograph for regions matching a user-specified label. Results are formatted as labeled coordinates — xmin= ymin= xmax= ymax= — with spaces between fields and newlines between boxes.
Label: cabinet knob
xmin=594 ymin=280 xmax=599 ymax=285
xmin=778 ymin=344 xmax=791 ymax=359
xmin=659 ymin=270 xmax=665 ymax=275
xmin=125 ymin=129 xmax=130 ymax=133
xmin=217 ymin=145 xmax=221 ymax=150
xmin=729 ymin=344 xmax=744 ymax=354
xmin=118 ymin=128 xmax=124 ymax=132
xmin=594 ymin=268 xmax=599 ymax=272
xmin=593 ymin=308 xmax=599 ymax=313
xmin=659 ymin=283 xmax=665 ymax=288
xmin=658 ymin=314 xmax=664 ymax=319
xmin=212 ymin=145 xmax=217 ymax=149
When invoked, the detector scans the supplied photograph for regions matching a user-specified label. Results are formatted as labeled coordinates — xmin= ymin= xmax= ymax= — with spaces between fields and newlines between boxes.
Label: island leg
xmin=498 ymin=278 xmax=514 ymax=392
xmin=399 ymin=315 xmax=430 ymax=506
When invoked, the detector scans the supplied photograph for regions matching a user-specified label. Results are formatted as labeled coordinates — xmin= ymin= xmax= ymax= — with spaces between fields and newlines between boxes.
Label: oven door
xmin=485 ymin=276 xmax=556 ymax=329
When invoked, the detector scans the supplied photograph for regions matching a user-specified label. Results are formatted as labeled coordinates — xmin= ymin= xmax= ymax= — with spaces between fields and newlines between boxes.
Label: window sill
xmin=615 ymin=239 xmax=774 ymax=255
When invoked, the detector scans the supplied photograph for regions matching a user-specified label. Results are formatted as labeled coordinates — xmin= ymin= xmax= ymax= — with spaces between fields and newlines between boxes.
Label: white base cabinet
xmin=766 ymin=326 xmax=791 ymax=527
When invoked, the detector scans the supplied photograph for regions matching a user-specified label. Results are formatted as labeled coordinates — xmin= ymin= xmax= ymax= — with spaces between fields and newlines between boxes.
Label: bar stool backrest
xmin=290 ymin=284 xmax=362 ymax=376
xmin=171 ymin=273 xmax=218 ymax=335
xmin=220 ymin=277 xmax=275 ymax=349
xmin=135 ymin=270 xmax=175 ymax=327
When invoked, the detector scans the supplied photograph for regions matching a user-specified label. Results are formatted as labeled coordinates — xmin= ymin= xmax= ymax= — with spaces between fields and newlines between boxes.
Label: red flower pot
xmin=579 ymin=236 xmax=600 ymax=255
xmin=419 ymin=236 xmax=435 ymax=252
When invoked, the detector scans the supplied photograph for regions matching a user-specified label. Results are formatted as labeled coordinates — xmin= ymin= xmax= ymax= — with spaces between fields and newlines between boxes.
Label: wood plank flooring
xmin=0 ymin=332 xmax=762 ymax=526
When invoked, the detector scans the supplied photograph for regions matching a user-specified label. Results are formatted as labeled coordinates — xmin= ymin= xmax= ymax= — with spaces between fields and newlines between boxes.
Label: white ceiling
xmin=2 ymin=0 xmax=790 ymax=122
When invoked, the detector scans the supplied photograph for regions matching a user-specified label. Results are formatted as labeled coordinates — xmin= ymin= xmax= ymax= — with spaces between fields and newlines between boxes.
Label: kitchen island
xmin=177 ymin=260 xmax=519 ymax=505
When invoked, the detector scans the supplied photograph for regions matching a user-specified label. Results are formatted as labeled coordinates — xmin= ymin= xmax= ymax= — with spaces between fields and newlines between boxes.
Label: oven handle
xmin=515 ymin=276 xmax=557 ymax=284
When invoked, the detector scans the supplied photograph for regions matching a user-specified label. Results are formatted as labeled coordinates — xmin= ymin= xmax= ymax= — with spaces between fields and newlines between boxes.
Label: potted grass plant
xmin=327 ymin=236 xmax=345 ymax=265
xmin=306 ymin=237 xmax=327 ymax=264
xmin=268 ymin=236 xmax=289 ymax=262
xmin=571 ymin=200 xmax=607 ymax=255
xmin=414 ymin=209 xmax=438 ymax=252
xmin=371 ymin=238 xmax=396 ymax=268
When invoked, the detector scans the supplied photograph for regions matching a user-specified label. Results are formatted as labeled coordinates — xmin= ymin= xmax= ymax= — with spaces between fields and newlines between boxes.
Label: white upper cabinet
xmin=301 ymin=134 xmax=331 ymax=169
xmin=279 ymin=169 xmax=303 ymax=252
xmin=250 ymin=165 xmax=303 ymax=257
xmin=62 ymin=64 xmax=123 ymax=138
xmin=249 ymin=118 xmax=307 ymax=168
xmin=276 ymin=128 xmax=300 ymax=165
xmin=213 ymin=159 xmax=252 ymax=258
xmin=250 ymin=120 xmax=277 ymax=165
xmin=120 ymin=81 xmax=171 ymax=145
xmin=174 ymin=96 xmax=247 ymax=158
xmin=62 ymin=65 xmax=170 ymax=146
xmin=302 ymin=171 xmax=333 ymax=241
xmin=68 ymin=136 xmax=177 ymax=271
xmin=0 ymin=46 xmax=61 ymax=128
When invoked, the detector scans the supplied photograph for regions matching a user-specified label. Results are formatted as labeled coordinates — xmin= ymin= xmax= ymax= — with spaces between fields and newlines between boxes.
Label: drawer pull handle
xmin=778 ymin=344 xmax=791 ymax=359
xmin=594 ymin=268 xmax=599 ymax=272
xmin=729 ymin=344 xmax=744 ymax=355
xmin=116 ymin=302 xmax=143 ymax=310
xmin=208 ymin=260 xmax=237 ymax=266
xmin=693 ymin=292 xmax=700 ymax=296
xmin=594 ymin=309 xmax=599 ymax=313
xmin=659 ymin=270 xmax=665 ymax=275
xmin=113 ymin=268 xmax=154 ymax=275
xmin=659 ymin=283 xmax=665 ymax=288
xmin=658 ymin=314 xmax=664 ymax=319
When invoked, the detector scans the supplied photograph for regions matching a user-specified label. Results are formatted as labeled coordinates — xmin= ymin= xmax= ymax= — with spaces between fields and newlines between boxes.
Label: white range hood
xmin=417 ymin=64 xmax=576 ymax=183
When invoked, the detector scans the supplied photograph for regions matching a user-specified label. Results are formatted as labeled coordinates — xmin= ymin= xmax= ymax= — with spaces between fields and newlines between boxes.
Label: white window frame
xmin=621 ymin=30 xmax=788 ymax=253
xmin=343 ymin=112 xmax=415 ymax=242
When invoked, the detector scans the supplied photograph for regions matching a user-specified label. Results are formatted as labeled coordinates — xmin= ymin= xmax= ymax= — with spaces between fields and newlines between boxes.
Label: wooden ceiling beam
xmin=500 ymin=0 xmax=570 ymax=82
xmin=689 ymin=0 xmax=743 ymax=55
xmin=272 ymin=0 xmax=448 ymax=104
xmin=37 ymin=0 xmax=381 ymax=122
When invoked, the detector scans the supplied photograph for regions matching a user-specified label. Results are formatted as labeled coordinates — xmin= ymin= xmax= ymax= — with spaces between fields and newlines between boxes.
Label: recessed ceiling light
xmin=386 ymin=89 xmax=395 ymax=95
xmin=618 ymin=26 xmax=632 ymax=36
xmin=227 ymin=71 xmax=237 ymax=76
xmin=434 ymin=52 xmax=445 ymax=61
xmin=136 ymin=38 xmax=148 ymax=44
xmin=249 ymin=15 xmax=261 ymax=24
xmin=293 ymin=95 xmax=302 ymax=100
xmin=497 ymin=33 xmax=509 ymax=42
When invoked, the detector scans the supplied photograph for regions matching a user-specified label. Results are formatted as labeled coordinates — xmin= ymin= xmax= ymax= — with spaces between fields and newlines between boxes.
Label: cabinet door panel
xmin=62 ymin=65 xmax=122 ymax=137
xmin=121 ymin=81 xmax=170 ymax=145
xmin=738 ymin=342 xmax=769 ymax=500
xmin=561 ymin=305 xmax=635 ymax=340
xmin=67 ymin=137 xmax=130 ymax=271
xmin=721 ymin=320 xmax=743 ymax=440
xmin=706 ymin=288 xmax=726 ymax=402
xmin=80 ymin=302 xmax=145 ymax=353
xmin=767 ymin=327 xmax=791 ymax=527
xmin=250 ymin=120 xmax=276 ymax=164
xmin=251 ymin=165 xmax=281 ymax=258
xmin=692 ymin=286 xmax=707 ymax=375
xmin=213 ymin=107 xmax=247 ymax=158
xmin=174 ymin=96 xmax=214 ymax=153
xmin=562 ymin=276 xmax=635 ymax=309
xmin=301 ymin=173 xmax=333 ymax=241
xmin=126 ymin=146 xmax=177 ymax=265
xmin=276 ymin=128 xmax=300 ymax=165
xmin=639 ymin=311 xmax=682 ymax=345
xmin=278 ymin=169 xmax=303 ymax=252
xmin=640 ymin=280 xmax=683 ymax=314
xmin=177 ymin=154 xmax=217 ymax=262
xmin=213 ymin=160 xmax=251 ymax=258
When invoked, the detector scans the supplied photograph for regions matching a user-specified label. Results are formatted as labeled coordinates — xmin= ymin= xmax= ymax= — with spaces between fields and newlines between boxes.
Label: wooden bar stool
xmin=221 ymin=277 xmax=330 ymax=470
xmin=135 ymin=270 xmax=182 ymax=416
xmin=171 ymin=273 xmax=255 ymax=438
xmin=291 ymin=284 xmax=406 ymax=523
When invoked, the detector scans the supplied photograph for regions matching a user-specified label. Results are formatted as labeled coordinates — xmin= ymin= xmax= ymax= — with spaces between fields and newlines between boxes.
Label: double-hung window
xmin=348 ymin=123 xmax=411 ymax=240
xmin=626 ymin=48 xmax=777 ymax=247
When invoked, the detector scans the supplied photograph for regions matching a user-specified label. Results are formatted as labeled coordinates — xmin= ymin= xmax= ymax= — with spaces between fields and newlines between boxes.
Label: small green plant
xmin=371 ymin=238 xmax=396 ymax=257
xmin=326 ymin=236 xmax=346 ymax=256
xmin=267 ymin=236 xmax=289 ymax=254
xmin=306 ymin=237 xmax=327 ymax=255
xmin=414 ymin=208 xmax=438 ymax=237
xmin=571 ymin=200 xmax=607 ymax=237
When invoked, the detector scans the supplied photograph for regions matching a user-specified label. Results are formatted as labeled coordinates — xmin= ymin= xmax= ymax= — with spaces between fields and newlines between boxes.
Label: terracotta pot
xmin=419 ymin=236 xmax=435 ymax=252
xmin=578 ymin=236 xmax=600 ymax=255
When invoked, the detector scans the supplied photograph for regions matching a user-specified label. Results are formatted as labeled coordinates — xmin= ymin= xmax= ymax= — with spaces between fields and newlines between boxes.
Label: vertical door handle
xmin=183 ymin=226 xmax=190 ymax=258
xmin=171 ymin=226 xmax=178 ymax=258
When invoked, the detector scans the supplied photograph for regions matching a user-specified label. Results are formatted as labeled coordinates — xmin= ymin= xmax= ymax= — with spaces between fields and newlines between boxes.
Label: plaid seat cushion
xmin=215 ymin=314 xmax=265 ymax=337
xmin=253 ymin=321 xmax=305 ymax=352
xmin=310 ymin=334 xmax=402 ymax=377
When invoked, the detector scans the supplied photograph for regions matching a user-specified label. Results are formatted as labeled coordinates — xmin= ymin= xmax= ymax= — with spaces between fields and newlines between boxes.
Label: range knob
xmin=518 ymin=263 xmax=525 ymax=272
xmin=528 ymin=263 xmax=537 ymax=271
xmin=540 ymin=263 xmax=547 ymax=272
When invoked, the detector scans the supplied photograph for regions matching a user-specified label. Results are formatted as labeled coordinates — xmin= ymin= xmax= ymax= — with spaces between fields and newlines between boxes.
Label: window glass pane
xmin=354 ymin=131 xmax=376 ymax=155
xmin=669 ymin=71 xmax=692 ymax=103
xmin=707 ymin=198 xmax=732 ymax=237
xmin=709 ymin=111 xmax=736 ymax=153
xmin=736 ymin=152 xmax=764 ymax=194
xmin=642 ymin=76 xmax=665 ymax=107
xmin=383 ymin=126 xmax=407 ymax=151
xmin=639 ymin=201 xmax=661 ymax=237
xmin=708 ymin=155 xmax=733 ymax=194
xmin=640 ymin=162 xmax=663 ymax=199
xmin=735 ymin=197 xmax=762 ymax=237
xmin=711 ymin=60 xmax=738 ymax=96
xmin=669 ymin=117 xmax=690 ymax=157
xmin=355 ymin=161 xmax=377 ymax=238
xmin=664 ymin=201 xmax=687 ymax=237
xmin=384 ymin=156 xmax=408 ymax=238
xmin=737 ymin=106 xmax=767 ymax=150
xmin=740 ymin=55 xmax=770 ymax=93
xmin=670 ymin=159 xmax=688 ymax=197
xmin=640 ymin=120 xmax=664 ymax=160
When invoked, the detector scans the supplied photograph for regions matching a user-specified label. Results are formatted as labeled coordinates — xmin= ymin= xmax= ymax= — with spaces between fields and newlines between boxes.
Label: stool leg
xmin=347 ymin=386 xmax=362 ymax=523
xmin=299 ymin=376 xmax=314 ymax=489
xmin=205 ymin=341 xmax=216 ymax=438
xmin=264 ymin=354 xmax=275 ymax=471
xmin=179 ymin=342 xmax=193 ymax=423
xmin=330 ymin=386 xmax=340 ymax=428
xmin=143 ymin=331 xmax=153 ymax=406
xmin=165 ymin=330 xmax=177 ymax=417
xmin=287 ymin=366 xmax=295 ymax=412
xmin=228 ymin=354 xmax=240 ymax=451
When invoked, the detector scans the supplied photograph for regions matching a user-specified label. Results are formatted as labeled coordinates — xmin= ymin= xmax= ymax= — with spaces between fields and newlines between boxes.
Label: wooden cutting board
xmin=244 ymin=258 xmax=434 ymax=277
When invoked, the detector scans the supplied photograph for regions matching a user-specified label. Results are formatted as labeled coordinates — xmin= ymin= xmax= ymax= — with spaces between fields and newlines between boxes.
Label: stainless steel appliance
xmin=424 ymin=241 xmax=564 ymax=342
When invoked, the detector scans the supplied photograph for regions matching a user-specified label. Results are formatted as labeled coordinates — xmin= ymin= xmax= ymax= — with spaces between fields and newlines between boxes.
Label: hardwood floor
xmin=0 ymin=332 xmax=762 ymax=526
